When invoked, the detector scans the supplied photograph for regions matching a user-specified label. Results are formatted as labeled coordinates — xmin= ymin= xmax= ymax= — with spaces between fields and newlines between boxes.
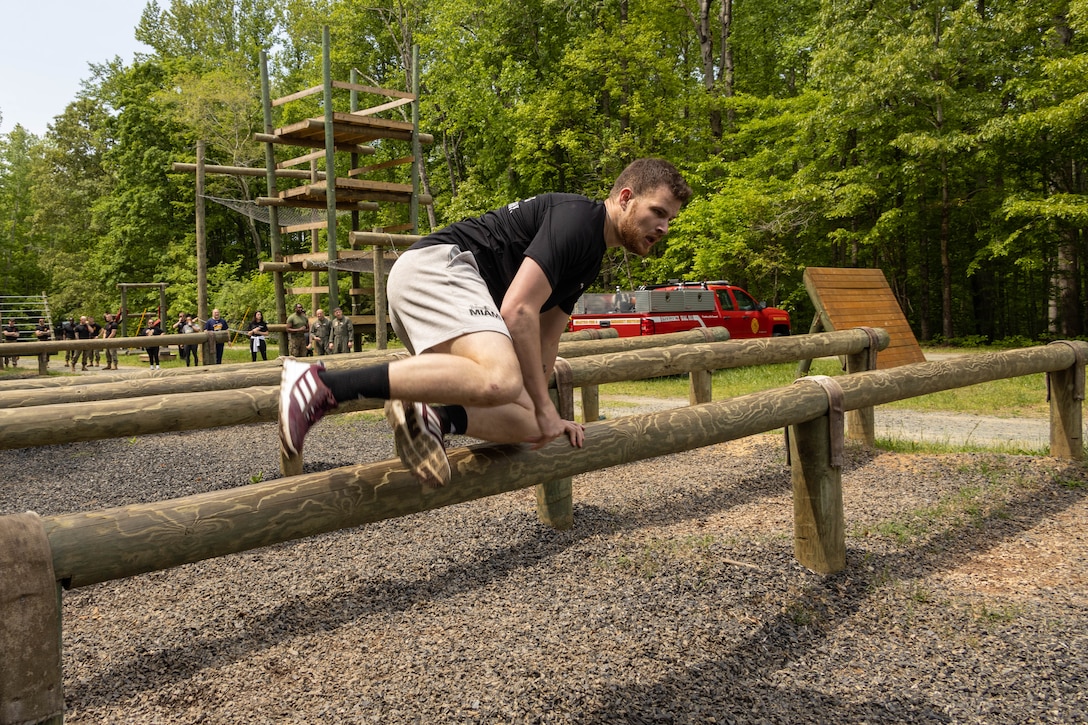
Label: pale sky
xmin=0 ymin=0 xmax=152 ymax=137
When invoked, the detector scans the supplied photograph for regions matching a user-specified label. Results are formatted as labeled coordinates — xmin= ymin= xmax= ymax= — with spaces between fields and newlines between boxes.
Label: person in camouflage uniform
xmin=309 ymin=309 xmax=332 ymax=356
xmin=329 ymin=307 xmax=354 ymax=354
xmin=285 ymin=303 xmax=309 ymax=358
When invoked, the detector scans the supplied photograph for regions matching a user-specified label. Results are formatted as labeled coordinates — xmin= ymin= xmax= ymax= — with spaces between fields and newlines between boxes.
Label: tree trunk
xmin=1056 ymin=231 xmax=1081 ymax=336
xmin=718 ymin=0 xmax=735 ymax=130
xmin=682 ymin=0 xmax=722 ymax=139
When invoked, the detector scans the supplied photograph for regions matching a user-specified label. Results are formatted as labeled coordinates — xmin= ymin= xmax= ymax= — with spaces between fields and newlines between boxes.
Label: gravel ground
xmin=2 ymin=403 xmax=1087 ymax=724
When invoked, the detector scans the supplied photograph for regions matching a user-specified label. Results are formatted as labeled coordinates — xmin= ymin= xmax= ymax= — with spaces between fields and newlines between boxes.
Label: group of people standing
xmin=56 ymin=313 xmax=123 ymax=371
xmin=284 ymin=305 xmax=354 ymax=359
xmin=0 ymin=305 xmax=360 ymax=373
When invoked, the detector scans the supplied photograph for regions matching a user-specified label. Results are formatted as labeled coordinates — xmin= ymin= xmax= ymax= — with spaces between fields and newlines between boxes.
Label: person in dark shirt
xmin=145 ymin=318 xmax=164 ymax=370
xmin=279 ymin=158 xmax=691 ymax=487
xmin=204 ymin=309 xmax=227 ymax=364
xmin=103 ymin=313 xmax=121 ymax=370
xmin=246 ymin=311 xmax=269 ymax=362
xmin=86 ymin=317 xmax=102 ymax=367
xmin=60 ymin=318 xmax=75 ymax=370
xmin=2 ymin=319 xmax=19 ymax=368
xmin=35 ymin=318 xmax=52 ymax=370
xmin=73 ymin=316 xmax=91 ymax=371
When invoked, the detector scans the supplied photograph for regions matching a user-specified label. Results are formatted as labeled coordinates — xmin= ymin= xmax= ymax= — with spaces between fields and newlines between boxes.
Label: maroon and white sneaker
xmin=279 ymin=357 xmax=337 ymax=458
xmin=384 ymin=399 xmax=450 ymax=488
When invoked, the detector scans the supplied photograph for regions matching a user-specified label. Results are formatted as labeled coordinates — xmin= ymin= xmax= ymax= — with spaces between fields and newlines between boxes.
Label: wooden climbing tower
xmin=255 ymin=27 xmax=432 ymax=347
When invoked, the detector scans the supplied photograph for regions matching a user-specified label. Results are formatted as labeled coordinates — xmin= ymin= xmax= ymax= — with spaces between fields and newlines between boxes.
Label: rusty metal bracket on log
xmin=785 ymin=375 xmax=845 ymax=468
xmin=553 ymin=357 xmax=575 ymax=420
xmin=1046 ymin=340 xmax=1086 ymax=402
xmin=696 ymin=327 xmax=721 ymax=343
xmin=856 ymin=326 xmax=880 ymax=371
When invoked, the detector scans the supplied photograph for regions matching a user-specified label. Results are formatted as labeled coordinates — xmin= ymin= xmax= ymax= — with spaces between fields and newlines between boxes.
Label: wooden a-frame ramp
xmin=802 ymin=267 xmax=925 ymax=370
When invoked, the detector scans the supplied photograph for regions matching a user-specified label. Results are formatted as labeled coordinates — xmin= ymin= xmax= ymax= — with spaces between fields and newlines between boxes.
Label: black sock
xmin=317 ymin=363 xmax=390 ymax=402
xmin=434 ymin=405 xmax=468 ymax=435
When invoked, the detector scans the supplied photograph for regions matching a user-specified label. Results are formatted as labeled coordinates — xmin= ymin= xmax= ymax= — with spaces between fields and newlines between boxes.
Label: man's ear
xmin=618 ymin=187 xmax=634 ymax=210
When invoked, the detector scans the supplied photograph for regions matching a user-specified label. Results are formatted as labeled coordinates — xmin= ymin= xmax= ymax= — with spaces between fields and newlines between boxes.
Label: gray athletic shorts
xmin=387 ymin=244 xmax=510 ymax=355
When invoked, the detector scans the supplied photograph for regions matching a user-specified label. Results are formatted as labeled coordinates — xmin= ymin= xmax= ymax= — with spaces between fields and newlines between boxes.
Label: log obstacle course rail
xmin=7 ymin=331 xmax=229 ymax=375
xmin=0 ymin=328 xmax=694 ymax=400
xmin=0 ymin=328 xmax=727 ymax=414
xmin=1 ymin=334 xmax=1085 ymax=724
xmin=3 ymin=328 xmax=871 ymax=452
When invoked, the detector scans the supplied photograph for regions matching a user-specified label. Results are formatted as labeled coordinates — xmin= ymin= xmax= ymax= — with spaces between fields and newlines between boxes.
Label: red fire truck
xmin=567 ymin=281 xmax=791 ymax=339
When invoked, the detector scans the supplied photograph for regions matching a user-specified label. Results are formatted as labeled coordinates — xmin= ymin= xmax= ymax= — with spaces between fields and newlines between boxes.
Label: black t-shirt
xmin=415 ymin=193 xmax=607 ymax=314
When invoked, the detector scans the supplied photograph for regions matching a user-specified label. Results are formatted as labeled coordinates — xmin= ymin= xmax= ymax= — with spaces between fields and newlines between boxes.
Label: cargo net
xmin=203 ymin=195 xmax=352 ymax=228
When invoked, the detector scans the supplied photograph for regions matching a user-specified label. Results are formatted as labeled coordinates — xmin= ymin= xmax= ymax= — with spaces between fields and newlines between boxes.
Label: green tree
xmin=0 ymin=125 xmax=48 ymax=295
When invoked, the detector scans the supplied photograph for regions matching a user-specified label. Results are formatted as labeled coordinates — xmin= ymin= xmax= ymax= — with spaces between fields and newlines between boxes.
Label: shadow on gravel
xmin=576 ymin=466 xmax=1088 ymax=724
xmin=65 ymin=455 xmax=1087 ymax=721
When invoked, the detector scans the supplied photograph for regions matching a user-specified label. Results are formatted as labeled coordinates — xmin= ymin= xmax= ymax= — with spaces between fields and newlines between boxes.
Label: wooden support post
xmin=845 ymin=326 xmax=879 ymax=446
xmin=788 ymin=376 xmax=846 ymax=575
xmin=0 ymin=513 xmax=63 ymax=725
xmin=796 ymin=312 xmax=825 ymax=376
xmin=788 ymin=413 xmax=846 ymax=574
xmin=536 ymin=358 xmax=574 ymax=530
xmin=196 ymin=141 xmax=208 ymax=326
xmin=119 ymin=286 xmax=128 ymax=337
xmin=350 ymin=69 xmax=363 ymax=345
xmin=321 ymin=26 xmax=340 ymax=310
xmin=373 ymin=235 xmax=387 ymax=350
xmin=581 ymin=384 xmax=600 ymax=423
xmin=1047 ymin=341 xmax=1085 ymax=460
xmin=260 ymin=50 xmax=288 ymax=352
xmin=689 ymin=369 xmax=712 ymax=405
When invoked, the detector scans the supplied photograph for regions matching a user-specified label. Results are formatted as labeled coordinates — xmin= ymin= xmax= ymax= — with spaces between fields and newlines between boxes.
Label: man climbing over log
xmin=279 ymin=158 xmax=692 ymax=487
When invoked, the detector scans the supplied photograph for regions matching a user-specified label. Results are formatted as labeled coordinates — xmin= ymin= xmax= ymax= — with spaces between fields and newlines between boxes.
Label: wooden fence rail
xmin=6 ymin=332 xmax=230 ymax=375
xmin=0 ymin=328 xmax=727 ymax=409
xmin=0 ymin=329 xmax=859 ymax=451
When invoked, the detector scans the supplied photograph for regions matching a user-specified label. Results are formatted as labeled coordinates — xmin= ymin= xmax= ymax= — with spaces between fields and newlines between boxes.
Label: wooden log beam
xmin=255 ymin=197 xmax=380 ymax=212
xmin=0 ymin=336 xmax=829 ymax=445
xmin=8 ymin=332 xmax=228 ymax=357
xmin=559 ymin=328 xmax=620 ymax=342
xmin=556 ymin=327 xmax=728 ymax=358
xmin=0 ymin=351 xmax=404 ymax=393
xmin=41 ymin=386 xmax=835 ymax=589
xmin=0 ymin=386 xmax=377 ymax=451
xmin=0 ymin=329 xmax=726 ymax=409
xmin=287 ymin=286 xmax=373 ymax=297
xmin=567 ymin=328 xmax=888 ymax=387
xmin=330 ymin=80 xmax=414 ymax=100
xmin=348 ymin=231 xmax=423 ymax=248
xmin=171 ymin=162 xmax=325 ymax=180
xmin=252 ymin=133 xmax=374 ymax=155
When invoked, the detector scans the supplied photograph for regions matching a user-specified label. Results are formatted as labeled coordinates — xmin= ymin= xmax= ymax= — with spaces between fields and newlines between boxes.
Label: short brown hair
xmin=610 ymin=158 xmax=692 ymax=204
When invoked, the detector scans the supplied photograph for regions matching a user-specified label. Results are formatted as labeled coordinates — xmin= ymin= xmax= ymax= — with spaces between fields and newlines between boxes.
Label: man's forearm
xmin=504 ymin=307 xmax=551 ymax=413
